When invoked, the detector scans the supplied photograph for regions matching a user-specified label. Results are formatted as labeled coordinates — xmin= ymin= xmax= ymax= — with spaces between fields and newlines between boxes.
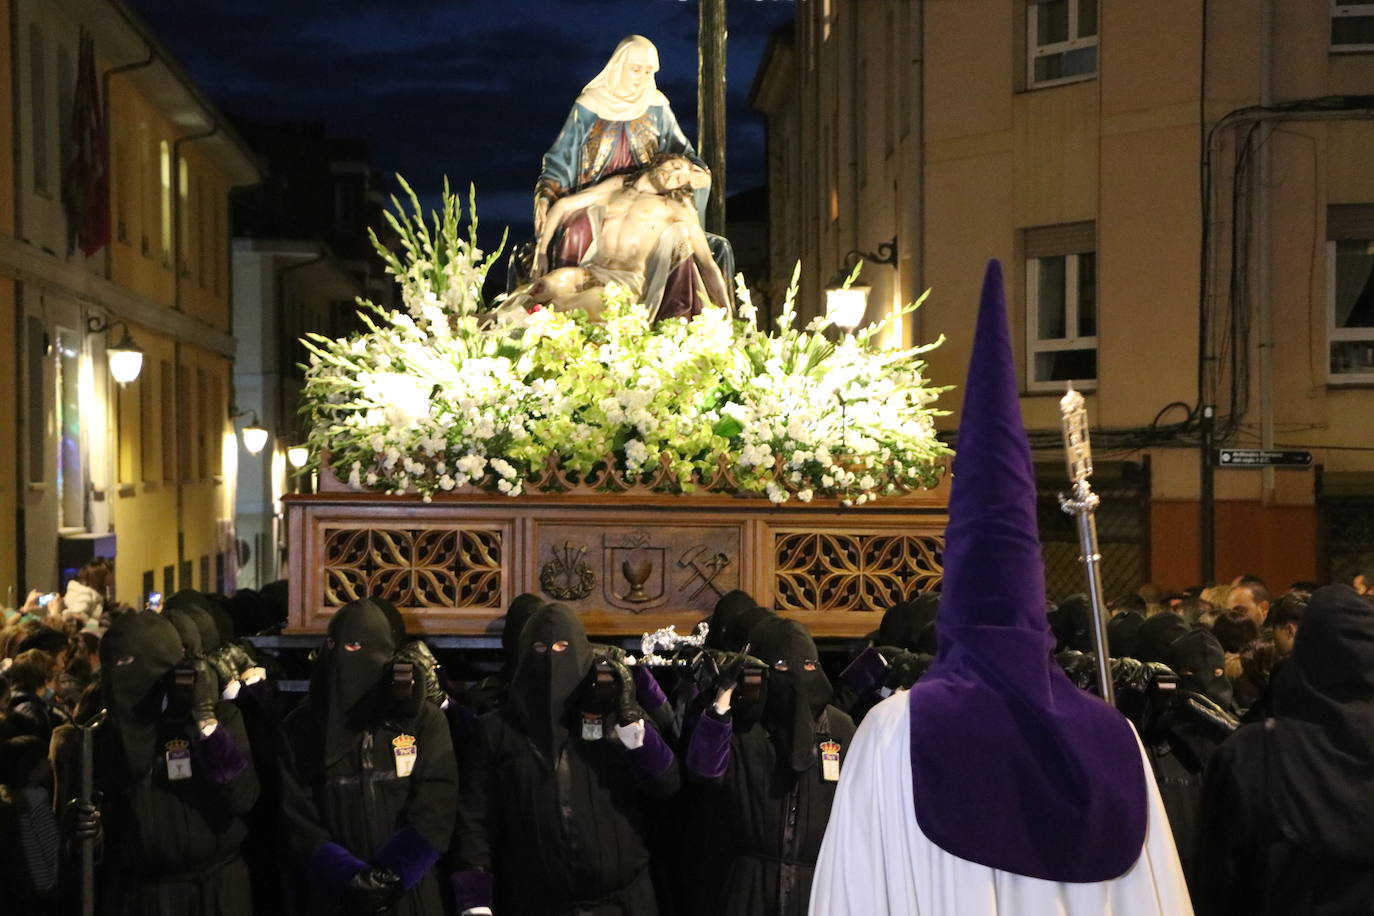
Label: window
xmin=884 ymin=10 xmax=896 ymax=156
xmin=1327 ymin=205 xmax=1374 ymax=381
xmin=857 ymin=58 xmax=868 ymax=188
xmin=160 ymin=360 xmax=175 ymax=481
xmin=29 ymin=25 xmax=49 ymax=194
xmin=1332 ymin=2 xmax=1374 ymax=51
xmin=1027 ymin=0 xmax=1098 ymax=88
xmin=177 ymin=158 xmax=190 ymax=277
xmin=1025 ymin=222 xmax=1097 ymax=389
xmin=160 ymin=141 xmax=172 ymax=266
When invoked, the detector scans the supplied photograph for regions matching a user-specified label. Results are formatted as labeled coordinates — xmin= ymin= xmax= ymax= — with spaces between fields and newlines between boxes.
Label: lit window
xmin=1027 ymin=0 xmax=1098 ymax=89
xmin=1025 ymin=223 xmax=1097 ymax=389
xmin=1332 ymin=2 xmax=1374 ymax=51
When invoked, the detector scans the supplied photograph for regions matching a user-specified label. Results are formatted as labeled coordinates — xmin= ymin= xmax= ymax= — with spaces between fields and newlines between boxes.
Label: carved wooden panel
xmin=773 ymin=532 xmax=944 ymax=612
xmin=533 ymin=521 xmax=743 ymax=616
xmin=321 ymin=526 xmax=504 ymax=610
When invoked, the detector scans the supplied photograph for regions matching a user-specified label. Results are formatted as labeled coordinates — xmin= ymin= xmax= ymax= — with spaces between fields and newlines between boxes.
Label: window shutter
xmin=1024 ymin=221 xmax=1096 ymax=259
xmin=1327 ymin=204 xmax=1374 ymax=240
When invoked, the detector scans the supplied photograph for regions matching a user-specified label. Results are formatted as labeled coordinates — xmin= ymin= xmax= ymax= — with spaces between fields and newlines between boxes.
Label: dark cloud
xmin=125 ymin=0 xmax=794 ymax=246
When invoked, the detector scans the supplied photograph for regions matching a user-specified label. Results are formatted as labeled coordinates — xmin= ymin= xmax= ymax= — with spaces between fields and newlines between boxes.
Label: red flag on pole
xmin=62 ymin=28 xmax=111 ymax=258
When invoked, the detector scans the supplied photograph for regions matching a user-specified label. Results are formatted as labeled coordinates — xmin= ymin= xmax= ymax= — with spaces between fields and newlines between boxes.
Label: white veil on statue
xmin=576 ymin=35 xmax=670 ymax=121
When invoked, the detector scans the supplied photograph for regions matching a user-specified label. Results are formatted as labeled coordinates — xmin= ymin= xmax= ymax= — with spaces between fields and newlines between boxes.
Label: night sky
xmin=124 ymin=0 xmax=796 ymax=243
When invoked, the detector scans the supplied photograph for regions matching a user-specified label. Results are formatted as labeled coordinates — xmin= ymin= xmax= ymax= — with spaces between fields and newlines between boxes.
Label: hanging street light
xmin=86 ymin=316 xmax=144 ymax=385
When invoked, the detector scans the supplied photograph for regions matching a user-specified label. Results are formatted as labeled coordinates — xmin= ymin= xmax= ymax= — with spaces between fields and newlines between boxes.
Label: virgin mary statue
xmin=530 ymin=35 xmax=734 ymax=302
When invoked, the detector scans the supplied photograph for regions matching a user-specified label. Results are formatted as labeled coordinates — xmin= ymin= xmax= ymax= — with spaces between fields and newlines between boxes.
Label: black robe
xmin=684 ymin=705 xmax=855 ymax=916
xmin=1193 ymin=585 xmax=1374 ymax=916
xmin=455 ymin=705 xmax=680 ymax=915
xmin=280 ymin=698 xmax=458 ymax=916
xmin=52 ymin=700 xmax=260 ymax=916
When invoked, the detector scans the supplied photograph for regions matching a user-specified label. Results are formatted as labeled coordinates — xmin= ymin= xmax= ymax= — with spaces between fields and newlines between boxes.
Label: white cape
xmin=808 ymin=691 xmax=1193 ymax=916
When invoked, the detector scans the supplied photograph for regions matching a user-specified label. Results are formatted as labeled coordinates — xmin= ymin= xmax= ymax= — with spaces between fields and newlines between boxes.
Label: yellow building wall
xmin=0 ymin=0 xmax=17 ymax=596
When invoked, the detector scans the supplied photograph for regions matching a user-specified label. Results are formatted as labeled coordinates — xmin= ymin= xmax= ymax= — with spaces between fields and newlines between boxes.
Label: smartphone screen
xmin=37 ymin=592 xmax=56 ymax=607
xmin=147 ymin=591 xmax=164 ymax=612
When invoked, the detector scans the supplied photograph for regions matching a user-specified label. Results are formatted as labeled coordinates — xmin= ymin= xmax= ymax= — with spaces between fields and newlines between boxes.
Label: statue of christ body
xmin=520 ymin=153 xmax=732 ymax=322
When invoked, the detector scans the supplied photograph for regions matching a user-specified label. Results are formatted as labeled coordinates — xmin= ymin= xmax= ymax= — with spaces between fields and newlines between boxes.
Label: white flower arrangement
xmin=299 ymin=181 xmax=953 ymax=504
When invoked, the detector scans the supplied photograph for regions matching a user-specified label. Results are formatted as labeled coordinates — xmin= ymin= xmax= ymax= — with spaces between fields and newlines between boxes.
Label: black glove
xmin=191 ymin=659 xmax=219 ymax=725
xmin=225 ymin=641 xmax=258 ymax=678
xmin=712 ymin=648 xmax=750 ymax=696
xmin=207 ymin=645 xmax=241 ymax=690
xmin=392 ymin=640 xmax=447 ymax=708
xmin=343 ymin=867 xmax=401 ymax=916
xmin=882 ymin=651 xmax=930 ymax=691
xmin=68 ymin=798 xmax=101 ymax=842
xmin=605 ymin=658 xmax=644 ymax=727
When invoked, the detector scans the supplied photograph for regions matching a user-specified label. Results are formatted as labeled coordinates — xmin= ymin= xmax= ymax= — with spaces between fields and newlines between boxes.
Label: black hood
xmin=1133 ymin=612 xmax=1191 ymax=665
xmin=510 ymin=603 xmax=593 ymax=762
xmin=1107 ymin=611 xmax=1145 ymax=659
xmin=722 ymin=605 xmax=775 ymax=654
xmin=1168 ymin=628 xmax=1234 ymax=711
xmin=167 ymin=590 xmax=224 ymax=654
xmin=163 ymin=606 xmax=205 ymax=660
xmin=500 ymin=593 xmax=544 ymax=666
xmin=705 ymin=589 xmax=756 ymax=651
xmin=204 ymin=592 xmax=237 ymax=644
xmin=876 ymin=593 xmax=940 ymax=652
xmin=750 ymin=616 xmax=833 ymax=772
xmin=310 ymin=598 xmax=406 ymax=765
xmin=1054 ymin=594 xmax=1095 ymax=653
xmin=1262 ymin=585 xmax=1374 ymax=862
xmin=100 ymin=612 xmax=185 ymax=774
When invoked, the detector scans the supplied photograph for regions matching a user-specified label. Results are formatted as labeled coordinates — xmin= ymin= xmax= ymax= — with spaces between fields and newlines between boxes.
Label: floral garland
xmin=299 ymin=180 xmax=953 ymax=504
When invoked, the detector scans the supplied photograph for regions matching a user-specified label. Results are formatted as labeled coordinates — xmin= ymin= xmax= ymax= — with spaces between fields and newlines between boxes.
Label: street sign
xmin=1215 ymin=449 xmax=1313 ymax=468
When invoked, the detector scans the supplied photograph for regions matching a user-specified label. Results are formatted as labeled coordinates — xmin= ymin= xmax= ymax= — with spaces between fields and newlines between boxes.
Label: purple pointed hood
xmin=907 ymin=260 xmax=1147 ymax=882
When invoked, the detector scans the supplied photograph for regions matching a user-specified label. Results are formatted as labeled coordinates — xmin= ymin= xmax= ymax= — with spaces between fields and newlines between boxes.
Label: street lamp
xmin=231 ymin=407 xmax=269 ymax=455
xmin=86 ymin=316 xmax=144 ymax=385
xmin=825 ymin=237 xmax=899 ymax=333
xmin=286 ymin=445 xmax=309 ymax=469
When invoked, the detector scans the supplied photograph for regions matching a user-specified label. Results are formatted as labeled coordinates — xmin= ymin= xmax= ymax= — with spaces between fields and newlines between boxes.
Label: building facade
xmin=0 ymin=0 xmax=259 ymax=604
xmin=754 ymin=0 xmax=1374 ymax=594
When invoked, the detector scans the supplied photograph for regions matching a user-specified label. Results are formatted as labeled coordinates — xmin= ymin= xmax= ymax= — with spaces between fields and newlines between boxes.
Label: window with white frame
xmin=1027 ymin=0 xmax=1098 ymax=88
xmin=1025 ymin=222 xmax=1096 ymax=389
xmin=1332 ymin=2 xmax=1374 ymax=51
xmin=1328 ymin=205 xmax=1374 ymax=381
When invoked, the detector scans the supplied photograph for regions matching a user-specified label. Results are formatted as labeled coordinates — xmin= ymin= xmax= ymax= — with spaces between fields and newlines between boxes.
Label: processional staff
xmin=1058 ymin=385 xmax=1115 ymax=706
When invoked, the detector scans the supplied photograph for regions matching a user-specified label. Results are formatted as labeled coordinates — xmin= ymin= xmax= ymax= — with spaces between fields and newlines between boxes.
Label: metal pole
xmin=1200 ymin=404 xmax=1215 ymax=583
xmin=698 ymin=0 xmax=727 ymax=236
xmin=79 ymin=709 xmax=108 ymax=916
xmin=1059 ymin=386 xmax=1115 ymax=705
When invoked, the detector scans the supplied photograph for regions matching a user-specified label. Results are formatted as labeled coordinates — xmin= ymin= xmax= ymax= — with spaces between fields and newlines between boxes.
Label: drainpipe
xmin=1257 ymin=0 xmax=1275 ymax=499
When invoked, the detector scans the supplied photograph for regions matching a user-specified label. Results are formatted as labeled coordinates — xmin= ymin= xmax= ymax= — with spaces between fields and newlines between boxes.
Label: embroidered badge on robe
xmin=165 ymin=738 xmax=192 ymax=781
xmin=393 ymin=734 xmax=417 ymax=778
xmin=820 ymin=740 xmax=842 ymax=782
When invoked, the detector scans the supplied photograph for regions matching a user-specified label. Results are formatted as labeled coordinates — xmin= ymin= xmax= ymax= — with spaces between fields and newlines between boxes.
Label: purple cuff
xmin=192 ymin=724 xmax=249 ymax=784
xmin=623 ymin=722 xmax=675 ymax=781
xmin=840 ymin=645 xmax=889 ymax=694
xmin=373 ymin=825 xmax=441 ymax=891
xmin=309 ymin=841 xmax=369 ymax=899
xmin=451 ymin=868 xmax=494 ymax=911
xmin=685 ymin=706 xmax=733 ymax=780
xmin=631 ymin=665 xmax=669 ymax=711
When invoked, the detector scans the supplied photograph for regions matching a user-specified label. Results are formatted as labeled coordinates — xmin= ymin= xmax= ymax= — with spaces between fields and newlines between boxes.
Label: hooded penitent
xmin=1134 ymin=612 xmax=1192 ymax=666
xmin=1167 ymin=628 xmax=1234 ymax=710
xmin=310 ymin=597 xmax=406 ymax=765
xmin=705 ymin=589 xmax=757 ymax=651
xmin=500 ymin=593 xmax=545 ymax=668
xmin=1264 ymin=584 xmax=1374 ymax=859
xmin=166 ymin=589 xmax=224 ymax=654
xmin=100 ymin=611 xmax=185 ymax=774
xmin=907 ymin=260 xmax=1147 ymax=882
xmin=510 ymin=603 xmax=594 ymax=762
xmin=722 ymin=605 xmax=775 ymax=654
xmin=876 ymin=594 xmax=940 ymax=652
xmin=750 ymin=616 xmax=833 ymax=773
